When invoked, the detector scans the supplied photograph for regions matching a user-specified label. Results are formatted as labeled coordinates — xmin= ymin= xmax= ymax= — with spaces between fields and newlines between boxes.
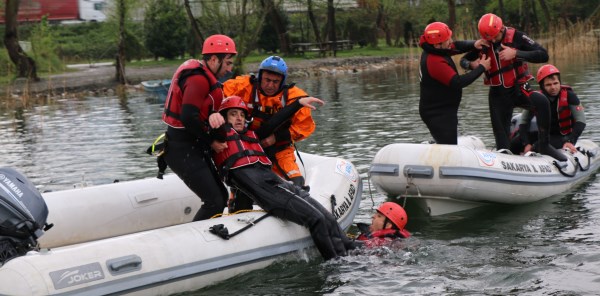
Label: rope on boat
xmin=575 ymin=147 xmax=592 ymax=171
xmin=553 ymin=160 xmax=577 ymax=178
xmin=209 ymin=211 xmax=271 ymax=240
xmin=398 ymin=174 xmax=422 ymax=208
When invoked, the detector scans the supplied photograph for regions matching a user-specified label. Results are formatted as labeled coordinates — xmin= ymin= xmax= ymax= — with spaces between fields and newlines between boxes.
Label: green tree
xmin=144 ymin=0 xmax=188 ymax=60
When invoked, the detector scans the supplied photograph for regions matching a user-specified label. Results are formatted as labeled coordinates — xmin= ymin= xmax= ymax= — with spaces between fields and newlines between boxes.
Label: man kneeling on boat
xmin=356 ymin=202 xmax=411 ymax=248
xmin=211 ymin=96 xmax=353 ymax=260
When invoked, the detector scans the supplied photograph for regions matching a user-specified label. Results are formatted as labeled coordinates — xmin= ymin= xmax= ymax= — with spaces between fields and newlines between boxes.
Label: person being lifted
xmin=211 ymin=95 xmax=352 ymax=261
xmin=223 ymin=56 xmax=320 ymax=211
xmin=461 ymin=13 xmax=566 ymax=161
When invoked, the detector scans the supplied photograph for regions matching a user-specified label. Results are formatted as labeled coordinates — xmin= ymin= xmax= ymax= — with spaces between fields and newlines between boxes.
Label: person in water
xmin=210 ymin=95 xmax=353 ymax=260
xmin=356 ymin=202 xmax=411 ymax=248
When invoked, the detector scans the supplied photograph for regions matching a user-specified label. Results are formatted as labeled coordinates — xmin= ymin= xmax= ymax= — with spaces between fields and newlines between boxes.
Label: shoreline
xmin=2 ymin=55 xmax=417 ymax=98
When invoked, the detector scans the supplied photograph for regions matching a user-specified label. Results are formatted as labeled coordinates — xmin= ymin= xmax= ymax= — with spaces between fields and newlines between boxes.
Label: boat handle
xmin=404 ymin=165 xmax=434 ymax=178
xmin=107 ymin=255 xmax=142 ymax=275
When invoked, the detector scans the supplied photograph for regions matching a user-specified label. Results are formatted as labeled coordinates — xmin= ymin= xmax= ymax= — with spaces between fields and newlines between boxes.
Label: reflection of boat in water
xmin=370 ymin=136 xmax=600 ymax=216
xmin=0 ymin=152 xmax=362 ymax=295
xmin=141 ymin=79 xmax=171 ymax=102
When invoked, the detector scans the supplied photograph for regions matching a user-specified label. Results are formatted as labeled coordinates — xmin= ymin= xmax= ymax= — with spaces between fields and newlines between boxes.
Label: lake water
xmin=2 ymin=60 xmax=600 ymax=295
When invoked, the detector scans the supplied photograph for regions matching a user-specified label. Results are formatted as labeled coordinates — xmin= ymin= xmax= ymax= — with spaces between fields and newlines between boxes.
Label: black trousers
xmin=164 ymin=138 xmax=228 ymax=221
xmin=228 ymin=164 xmax=349 ymax=260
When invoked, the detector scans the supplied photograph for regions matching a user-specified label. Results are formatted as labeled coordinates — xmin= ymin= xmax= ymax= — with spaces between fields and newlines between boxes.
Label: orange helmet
xmin=423 ymin=22 xmax=453 ymax=45
xmin=377 ymin=202 xmax=408 ymax=230
xmin=478 ymin=13 xmax=503 ymax=41
xmin=202 ymin=34 xmax=237 ymax=55
xmin=219 ymin=96 xmax=248 ymax=117
xmin=536 ymin=64 xmax=560 ymax=83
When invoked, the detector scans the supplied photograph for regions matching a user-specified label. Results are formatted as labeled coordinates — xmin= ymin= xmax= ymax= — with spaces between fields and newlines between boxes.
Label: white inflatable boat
xmin=370 ymin=136 xmax=600 ymax=216
xmin=0 ymin=152 xmax=362 ymax=295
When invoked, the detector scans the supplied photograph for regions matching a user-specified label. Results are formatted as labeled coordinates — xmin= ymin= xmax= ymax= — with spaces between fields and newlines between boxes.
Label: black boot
xmin=538 ymin=129 xmax=567 ymax=161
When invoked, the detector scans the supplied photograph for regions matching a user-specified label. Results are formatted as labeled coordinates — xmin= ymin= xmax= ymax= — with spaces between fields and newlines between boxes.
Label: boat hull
xmin=370 ymin=136 xmax=600 ymax=216
xmin=0 ymin=153 xmax=362 ymax=295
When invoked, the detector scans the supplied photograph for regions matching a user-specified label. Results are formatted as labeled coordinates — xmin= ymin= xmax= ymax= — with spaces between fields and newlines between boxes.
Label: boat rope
xmin=209 ymin=212 xmax=271 ymax=240
xmin=552 ymin=160 xmax=577 ymax=178
xmin=209 ymin=209 xmax=266 ymax=219
xmin=575 ymin=147 xmax=592 ymax=171
xmin=398 ymin=174 xmax=421 ymax=208
xmin=366 ymin=174 xmax=376 ymax=209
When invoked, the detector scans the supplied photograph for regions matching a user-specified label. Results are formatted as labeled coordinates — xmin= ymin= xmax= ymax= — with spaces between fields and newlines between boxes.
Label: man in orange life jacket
xmin=511 ymin=64 xmax=586 ymax=155
xmin=356 ymin=202 xmax=411 ymax=248
xmin=211 ymin=96 xmax=354 ymax=261
xmin=419 ymin=21 xmax=491 ymax=144
xmin=161 ymin=34 xmax=236 ymax=221
xmin=223 ymin=56 xmax=319 ymax=211
xmin=461 ymin=13 xmax=566 ymax=161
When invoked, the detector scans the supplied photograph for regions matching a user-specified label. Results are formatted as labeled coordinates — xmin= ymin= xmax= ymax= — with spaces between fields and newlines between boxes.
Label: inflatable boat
xmin=370 ymin=136 xmax=600 ymax=216
xmin=0 ymin=152 xmax=362 ymax=295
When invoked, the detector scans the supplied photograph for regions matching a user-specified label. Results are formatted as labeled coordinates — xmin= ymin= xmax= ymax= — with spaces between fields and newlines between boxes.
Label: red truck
xmin=0 ymin=0 xmax=107 ymax=23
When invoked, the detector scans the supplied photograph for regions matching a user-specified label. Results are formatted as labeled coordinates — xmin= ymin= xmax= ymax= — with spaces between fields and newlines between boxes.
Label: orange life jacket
xmin=212 ymin=125 xmax=272 ymax=174
xmin=483 ymin=27 xmax=533 ymax=87
xmin=162 ymin=59 xmax=223 ymax=128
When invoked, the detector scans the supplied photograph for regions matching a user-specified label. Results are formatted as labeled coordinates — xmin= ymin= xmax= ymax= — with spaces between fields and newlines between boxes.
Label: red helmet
xmin=536 ymin=64 xmax=560 ymax=83
xmin=377 ymin=202 xmax=408 ymax=230
xmin=219 ymin=96 xmax=249 ymax=117
xmin=202 ymin=34 xmax=237 ymax=55
xmin=423 ymin=22 xmax=452 ymax=45
xmin=478 ymin=13 xmax=503 ymax=41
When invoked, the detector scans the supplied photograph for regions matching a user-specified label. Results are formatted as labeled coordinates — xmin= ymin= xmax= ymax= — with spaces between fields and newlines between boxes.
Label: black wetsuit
xmin=212 ymin=118 xmax=352 ymax=261
xmin=511 ymin=88 xmax=586 ymax=153
xmin=419 ymin=40 xmax=486 ymax=144
xmin=460 ymin=29 xmax=551 ymax=150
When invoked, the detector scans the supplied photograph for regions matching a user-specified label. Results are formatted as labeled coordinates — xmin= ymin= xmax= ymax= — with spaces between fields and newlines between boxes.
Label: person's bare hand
xmin=261 ymin=134 xmax=275 ymax=147
xmin=298 ymin=97 xmax=325 ymax=110
xmin=499 ymin=44 xmax=517 ymax=61
xmin=478 ymin=54 xmax=491 ymax=71
xmin=474 ymin=39 xmax=490 ymax=49
xmin=563 ymin=142 xmax=577 ymax=154
xmin=211 ymin=140 xmax=227 ymax=153
xmin=208 ymin=112 xmax=225 ymax=129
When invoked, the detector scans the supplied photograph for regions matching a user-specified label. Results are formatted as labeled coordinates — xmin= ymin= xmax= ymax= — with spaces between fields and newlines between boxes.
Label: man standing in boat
xmin=161 ymin=34 xmax=236 ymax=221
xmin=223 ymin=56 xmax=319 ymax=211
xmin=211 ymin=95 xmax=353 ymax=260
xmin=460 ymin=13 xmax=566 ymax=161
xmin=419 ymin=21 xmax=491 ymax=144
xmin=356 ymin=202 xmax=410 ymax=248
xmin=511 ymin=64 xmax=586 ymax=155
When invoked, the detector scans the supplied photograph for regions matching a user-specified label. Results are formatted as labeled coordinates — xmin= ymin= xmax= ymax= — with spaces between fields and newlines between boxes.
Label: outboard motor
xmin=0 ymin=168 xmax=52 ymax=265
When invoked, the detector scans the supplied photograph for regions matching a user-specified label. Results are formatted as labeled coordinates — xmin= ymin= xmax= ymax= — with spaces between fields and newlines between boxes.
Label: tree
xmin=144 ymin=0 xmax=188 ymax=60
xmin=261 ymin=0 xmax=290 ymax=55
xmin=4 ymin=0 xmax=39 ymax=81
xmin=307 ymin=0 xmax=323 ymax=46
xmin=327 ymin=0 xmax=336 ymax=56
xmin=184 ymin=0 xmax=204 ymax=56
xmin=116 ymin=0 xmax=126 ymax=84
xmin=447 ymin=0 xmax=456 ymax=29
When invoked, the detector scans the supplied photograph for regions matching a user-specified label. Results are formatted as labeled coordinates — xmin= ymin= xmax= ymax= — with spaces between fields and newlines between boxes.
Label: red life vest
xmin=557 ymin=85 xmax=573 ymax=135
xmin=162 ymin=59 xmax=223 ymax=128
xmin=213 ymin=125 xmax=272 ymax=173
xmin=356 ymin=228 xmax=411 ymax=248
xmin=483 ymin=27 xmax=533 ymax=87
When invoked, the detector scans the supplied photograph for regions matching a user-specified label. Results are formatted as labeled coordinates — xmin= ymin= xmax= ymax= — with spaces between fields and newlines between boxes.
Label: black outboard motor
xmin=0 ymin=168 xmax=52 ymax=265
